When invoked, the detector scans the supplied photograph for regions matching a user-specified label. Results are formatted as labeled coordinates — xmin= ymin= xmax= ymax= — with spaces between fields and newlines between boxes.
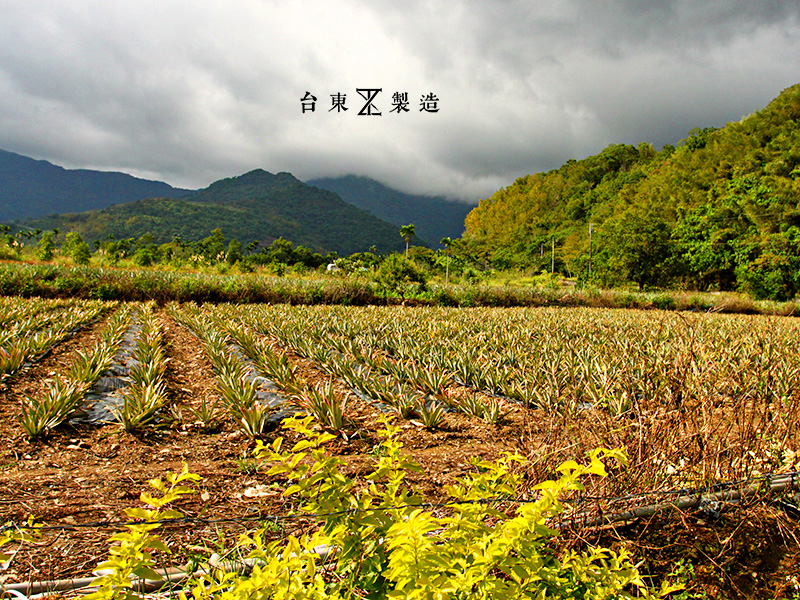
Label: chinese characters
xmin=301 ymin=89 xmax=439 ymax=114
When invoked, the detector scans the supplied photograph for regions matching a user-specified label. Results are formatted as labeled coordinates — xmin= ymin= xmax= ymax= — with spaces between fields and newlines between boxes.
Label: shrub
xmin=65 ymin=232 xmax=92 ymax=266
xmin=375 ymin=254 xmax=427 ymax=298
xmin=132 ymin=247 xmax=155 ymax=267
xmin=238 ymin=416 xmax=670 ymax=599
xmin=736 ymin=251 xmax=799 ymax=301
xmin=36 ymin=231 xmax=55 ymax=261
xmin=651 ymin=293 xmax=677 ymax=311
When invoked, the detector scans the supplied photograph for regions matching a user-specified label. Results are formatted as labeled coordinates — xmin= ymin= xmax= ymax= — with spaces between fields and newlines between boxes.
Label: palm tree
xmin=399 ymin=224 xmax=415 ymax=257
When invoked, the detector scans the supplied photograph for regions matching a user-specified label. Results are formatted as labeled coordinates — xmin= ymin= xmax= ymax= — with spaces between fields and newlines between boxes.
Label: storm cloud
xmin=0 ymin=1 xmax=797 ymax=202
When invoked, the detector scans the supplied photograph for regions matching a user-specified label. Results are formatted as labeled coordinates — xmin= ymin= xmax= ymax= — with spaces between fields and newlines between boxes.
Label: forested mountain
xmin=26 ymin=169 xmax=407 ymax=255
xmin=307 ymin=175 xmax=474 ymax=246
xmin=0 ymin=148 xmax=192 ymax=222
xmin=464 ymin=83 xmax=800 ymax=299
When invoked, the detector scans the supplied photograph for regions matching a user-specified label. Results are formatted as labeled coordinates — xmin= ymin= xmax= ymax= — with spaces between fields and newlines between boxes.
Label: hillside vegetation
xmin=27 ymin=170 xmax=406 ymax=255
xmin=465 ymin=83 xmax=800 ymax=300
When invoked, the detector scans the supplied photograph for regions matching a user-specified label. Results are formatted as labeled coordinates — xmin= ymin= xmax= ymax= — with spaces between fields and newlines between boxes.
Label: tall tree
xmin=598 ymin=211 xmax=674 ymax=290
xmin=399 ymin=224 xmax=416 ymax=257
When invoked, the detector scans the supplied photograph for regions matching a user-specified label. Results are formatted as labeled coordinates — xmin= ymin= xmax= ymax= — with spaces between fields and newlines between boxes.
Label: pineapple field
xmin=1 ymin=298 xmax=800 ymax=597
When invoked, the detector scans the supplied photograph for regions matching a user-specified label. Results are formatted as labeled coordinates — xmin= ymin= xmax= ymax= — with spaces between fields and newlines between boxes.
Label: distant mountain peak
xmin=307 ymin=175 xmax=476 ymax=246
xmin=239 ymin=169 xmax=297 ymax=182
xmin=204 ymin=169 xmax=300 ymax=194
xmin=24 ymin=168 xmax=407 ymax=255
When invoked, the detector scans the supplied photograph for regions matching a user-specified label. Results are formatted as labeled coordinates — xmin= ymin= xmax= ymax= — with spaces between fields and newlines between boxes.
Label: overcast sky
xmin=0 ymin=1 xmax=798 ymax=202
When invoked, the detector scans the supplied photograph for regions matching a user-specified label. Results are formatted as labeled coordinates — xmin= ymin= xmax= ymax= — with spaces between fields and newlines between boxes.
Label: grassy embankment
xmin=1 ymin=260 xmax=798 ymax=315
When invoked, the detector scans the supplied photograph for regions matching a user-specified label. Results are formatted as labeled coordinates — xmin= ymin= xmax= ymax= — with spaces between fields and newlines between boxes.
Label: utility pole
xmin=551 ymin=236 xmax=555 ymax=274
xmin=588 ymin=223 xmax=594 ymax=281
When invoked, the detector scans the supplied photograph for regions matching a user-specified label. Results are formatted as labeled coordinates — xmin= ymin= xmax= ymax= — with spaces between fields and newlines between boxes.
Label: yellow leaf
xmin=285 ymin=484 xmax=302 ymax=496
xmin=125 ymin=507 xmax=150 ymax=520
xmin=587 ymin=460 xmax=608 ymax=476
xmin=533 ymin=480 xmax=559 ymax=490
xmin=556 ymin=460 xmax=581 ymax=473
xmin=133 ymin=566 xmax=164 ymax=581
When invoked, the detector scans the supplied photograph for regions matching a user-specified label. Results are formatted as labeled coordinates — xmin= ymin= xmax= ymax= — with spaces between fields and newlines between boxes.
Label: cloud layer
xmin=0 ymin=1 xmax=798 ymax=201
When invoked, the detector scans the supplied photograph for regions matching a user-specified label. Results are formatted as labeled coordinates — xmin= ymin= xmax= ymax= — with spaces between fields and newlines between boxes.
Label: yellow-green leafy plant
xmin=0 ymin=517 xmax=40 ymax=569
xmin=85 ymin=464 xmax=200 ymax=600
xmin=175 ymin=415 xmax=677 ymax=599
xmin=35 ymin=412 xmax=684 ymax=600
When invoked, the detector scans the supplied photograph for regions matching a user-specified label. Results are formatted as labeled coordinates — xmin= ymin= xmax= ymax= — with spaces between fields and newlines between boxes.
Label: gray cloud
xmin=0 ymin=0 xmax=798 ymax=203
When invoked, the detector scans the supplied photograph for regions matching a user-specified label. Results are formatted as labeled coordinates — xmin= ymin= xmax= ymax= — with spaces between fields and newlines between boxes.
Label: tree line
xmin=0 ymin=223 xmax=488 ymax=293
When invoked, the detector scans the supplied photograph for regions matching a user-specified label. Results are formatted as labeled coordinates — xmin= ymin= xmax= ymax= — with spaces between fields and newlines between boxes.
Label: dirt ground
xmin=1 ymin=309 xmax=799 ymax=599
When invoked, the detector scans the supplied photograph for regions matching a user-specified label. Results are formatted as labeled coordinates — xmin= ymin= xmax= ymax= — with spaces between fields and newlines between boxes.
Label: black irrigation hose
xmin=564 ymin=471 xmax=800 ymax=528
xmin=1 ymin=547 xmax=333 ymax=597
xmin=2 ymin=471 xmax=798 ymax=535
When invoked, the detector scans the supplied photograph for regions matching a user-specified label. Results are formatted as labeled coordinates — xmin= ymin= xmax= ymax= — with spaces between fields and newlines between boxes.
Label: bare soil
xmin=0 ymin=309 xmax=798 ymax=599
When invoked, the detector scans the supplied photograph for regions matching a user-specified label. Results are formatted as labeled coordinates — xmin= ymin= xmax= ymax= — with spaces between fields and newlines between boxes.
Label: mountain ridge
xmin=463 ymin=82 xmax=800 ymax=298
xmin=1 ymin=149 xmax=468 ymax=253
xmin=24 ymin=168 xmax=408 ymax=255
xmin=0 ymin=148 xmax=193 ymax=221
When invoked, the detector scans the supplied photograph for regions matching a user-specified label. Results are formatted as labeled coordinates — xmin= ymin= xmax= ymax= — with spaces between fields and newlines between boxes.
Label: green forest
xmin=464 ymin=83 xmax=800 ymax=300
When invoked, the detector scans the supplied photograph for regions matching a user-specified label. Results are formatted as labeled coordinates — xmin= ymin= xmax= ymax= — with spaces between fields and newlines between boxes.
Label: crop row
xmin=7 ymin=298 xmax=800 ymax=484
xmin=179 ymin=304 xmax=512 ymax=428
xmin=0 ymin=297 xmax=113 ymax=378
xmin=169 ymin=304 xmax=312 ymax=435
xmin=169 ymin=303 xmax=472 ymax=435
xmin=14 ymin=301 xmax=178 ymax=437
xmin=19 ymin=304 xmax=134 ymax=437
xmin=0 ymin=296 xmax=77 ymax=329
xmin=114 ymin=303 xmax=171 ymax=431
xmin=9 ymin=300 xmax=799 ymax=421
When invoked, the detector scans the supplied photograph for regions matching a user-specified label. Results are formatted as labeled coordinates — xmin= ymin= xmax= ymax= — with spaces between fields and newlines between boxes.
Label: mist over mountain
xmin=307 ymin=175 xmax=475 ymax=247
